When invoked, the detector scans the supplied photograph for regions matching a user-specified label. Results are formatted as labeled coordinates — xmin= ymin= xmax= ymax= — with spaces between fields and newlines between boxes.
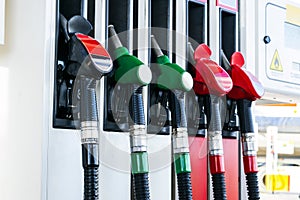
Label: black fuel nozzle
xmin=59 ymin=14 xmax=113 ymax=200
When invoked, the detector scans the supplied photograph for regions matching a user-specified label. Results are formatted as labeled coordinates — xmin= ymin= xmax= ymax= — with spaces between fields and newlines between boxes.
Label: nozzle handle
xmin=151 ymin=35 xmax=164 ymax=57
xmin=108 ymin=25 xmax=123 ymax=49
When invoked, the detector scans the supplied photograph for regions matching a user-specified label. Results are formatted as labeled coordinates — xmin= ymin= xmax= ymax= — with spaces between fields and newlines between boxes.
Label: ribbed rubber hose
xmin=84 ymin=168 xmax=99 ymax=200
xmin=130 ymin=86 xmax=151 ymax=200
xmin=209 ymin=95 xmax=222 ymax=131
xmin=80 ymin=78 xmax=98 ymax=121
xmin=246 ymin=173 xmax=260 ymax=200
xmin=170 ymin=90 xmax=187 ymax=128
xmin=212 ymin=173 xmax=227 ymax=200
xmin=131 ymin=87 xmax=145 ymax=125
xmin=177 ymin=172 xmax=193 ymax=200
xmin=133 ymin=173 xmax=151 ymax=200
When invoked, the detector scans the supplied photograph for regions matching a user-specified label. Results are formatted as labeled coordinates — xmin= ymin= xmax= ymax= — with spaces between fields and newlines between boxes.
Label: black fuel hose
xmin=237 ymin=99 xmax=260 ymax=200
xmin=170 ymin=90 xmax=193 ymax=200
xmin=80 ymin=77 xmax=100 ymax=200
xmin=211 ymin=173 xmax=227 ymax=200
xmin=130 ymin=86 xmax=151 ymax=200
xmin=246 ymin=173 xmax=260 ymax=200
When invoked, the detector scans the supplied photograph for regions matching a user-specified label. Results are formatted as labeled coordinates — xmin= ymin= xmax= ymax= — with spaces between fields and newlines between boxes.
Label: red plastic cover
xmin=75 ymin=33 xmax=111 ymax=58
xmin=193 ymin=44 xmax=233 ymax=96
xmin=228 ymin=52 xmax=264 ymax=101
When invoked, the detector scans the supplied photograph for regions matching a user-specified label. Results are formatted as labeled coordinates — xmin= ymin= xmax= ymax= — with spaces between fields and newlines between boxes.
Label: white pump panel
xmin=255 ymin=0 xmax=300 ymax=102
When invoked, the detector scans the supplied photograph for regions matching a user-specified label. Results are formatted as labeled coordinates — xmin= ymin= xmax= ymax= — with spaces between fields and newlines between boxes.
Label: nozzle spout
xmin=188 ymin=42 xmax=196 ymax=66
xmin=108 ymin=25 xmax=123 ymax=49
xmin=221 ymin=49 xmax=231 ymax=71
xmin=151 ymin=35 xmax=164 ymax=57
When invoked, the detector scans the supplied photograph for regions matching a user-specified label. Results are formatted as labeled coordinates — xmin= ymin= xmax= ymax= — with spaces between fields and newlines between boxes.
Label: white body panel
xmin=252 ymin=0 xmax=300 ymax=102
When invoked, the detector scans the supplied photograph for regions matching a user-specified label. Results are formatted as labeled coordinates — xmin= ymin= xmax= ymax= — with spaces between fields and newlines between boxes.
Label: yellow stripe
xmin=286 ymin=4 xmax=300 ymax=26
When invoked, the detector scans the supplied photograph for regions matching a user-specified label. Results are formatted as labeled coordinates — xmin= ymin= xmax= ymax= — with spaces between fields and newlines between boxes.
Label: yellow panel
xmin=264 ymin=174 xmax=290 ymax=192
xmin=286 ymin=4 xmax=300 ymax=26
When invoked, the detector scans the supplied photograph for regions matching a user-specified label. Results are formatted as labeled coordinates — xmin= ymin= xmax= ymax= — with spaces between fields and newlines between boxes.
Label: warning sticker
xmin=270 ymin=49 xmax=283 ymax=72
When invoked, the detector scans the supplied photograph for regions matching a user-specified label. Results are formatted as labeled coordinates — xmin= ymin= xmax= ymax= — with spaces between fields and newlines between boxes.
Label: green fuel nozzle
xmin=151 ymin=35 xmax=193 ymax=92
xmin=108 ymin=25 xmax=152 ymax=86
xmin=151 ymin=35 xmax=193 ymax=200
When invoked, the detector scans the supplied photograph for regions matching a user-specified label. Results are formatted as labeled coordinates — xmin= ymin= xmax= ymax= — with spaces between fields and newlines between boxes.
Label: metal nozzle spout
xmin=108 ymin=25 xmax=123 ymax=49
xmin=221 ymin=49 xmax=231 ymax=71
xmin=151 ymin=35 xmax=164 ymax=57
xmin=188 ymin=42 xmax=196 ymax=66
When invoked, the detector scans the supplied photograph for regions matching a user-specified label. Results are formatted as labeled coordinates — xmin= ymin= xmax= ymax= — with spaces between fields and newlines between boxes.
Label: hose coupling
xmin=208 ymin=130 xmax=224 ymax=156
xmin=242 ymin=132 xmax=258 ymax=156
xmin=130 ymin=125 xmax=148 ymax=152
xmin=81 ymin=121 xmax=99 ymax=144
xmin=173 ymin=127 xmax=190 ymax=154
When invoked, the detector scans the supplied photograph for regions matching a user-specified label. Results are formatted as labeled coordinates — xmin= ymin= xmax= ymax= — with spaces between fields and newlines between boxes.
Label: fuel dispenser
xmin=185 ymin=1 xmax=208 ymax=200
xmin=148 ymin=1 xmax=175 ymax=199
xmin=108 ymin=25 xmax=152 ymax=200
xmin=189 ymin=43 xmax=233 ymax=200
xmin=50 ymin=0 xmax=146 ymax=199
xmin=151 ymin=35 xmax=194 ymax=200
xmin=51 ymin=0 xmax=178 ymax=199
xmin=55 ymin=6 xmax=115 ymax=200
xmin=222 ymin=51 xmax=264 ymax=200
xmin=51 ymin=1 xmax=111 ymax=199
xmin=46 ymin=0 xmax=263 ymax=200
xmin=209 ymin=1 xmax=240 ymax=199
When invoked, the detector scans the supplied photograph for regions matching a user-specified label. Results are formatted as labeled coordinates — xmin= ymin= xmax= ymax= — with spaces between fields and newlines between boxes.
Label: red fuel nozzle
xmin=192 ymin=44 xmax=232 ymax=96
xmin=222 ymin=51 xmax=263 ymax=200
xmin=227 ymin=52 xmax=264 ymax=101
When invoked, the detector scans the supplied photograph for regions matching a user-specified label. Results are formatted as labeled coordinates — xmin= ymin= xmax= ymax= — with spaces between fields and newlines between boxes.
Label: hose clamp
xmin=242 ymin=132 xmax=258 ymax=156
xmin=81 ymin=121 xmax=99 ymax=144
xmin=208 ymin=130 xmax=224 ymax=155
xmin=130 ymin=125 xmax=147 ymax=152
xmin=172 ymin=127 xmax=190 ymax=154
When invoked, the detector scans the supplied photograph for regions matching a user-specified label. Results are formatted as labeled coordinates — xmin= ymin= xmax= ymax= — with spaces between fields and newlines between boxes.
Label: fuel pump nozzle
xmin=60 ymin=15 xmax=113 ymax=200
xmin=191 ymin=43 xmax=233 ymax=200
xmin=222 ymin=51 xmax=264 ymax=200
xmin=108 ymin=25 xmax=152 ymax=200
xmin=187 ymin=42 xmax=209 ymax=136
xmin=151 ymin=35 xmax=193 ymax=200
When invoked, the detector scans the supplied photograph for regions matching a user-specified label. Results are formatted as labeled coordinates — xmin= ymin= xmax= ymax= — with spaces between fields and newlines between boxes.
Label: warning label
xmin=270 ymin=49 xmax=283 ymax=72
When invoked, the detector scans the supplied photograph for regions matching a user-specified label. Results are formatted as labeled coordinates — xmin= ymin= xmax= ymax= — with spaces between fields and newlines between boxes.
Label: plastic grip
xmin=209 ymin=155 xmax=225 ymax=174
